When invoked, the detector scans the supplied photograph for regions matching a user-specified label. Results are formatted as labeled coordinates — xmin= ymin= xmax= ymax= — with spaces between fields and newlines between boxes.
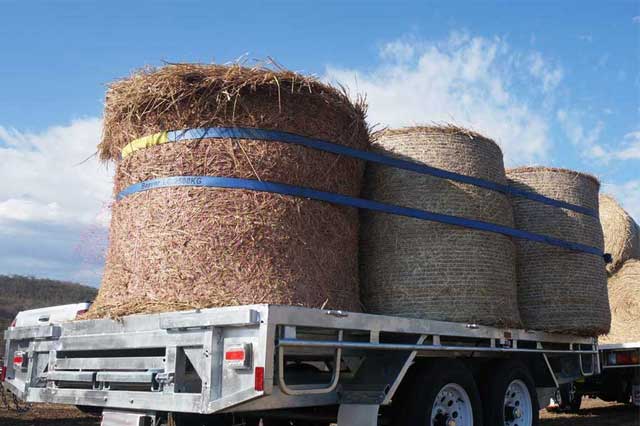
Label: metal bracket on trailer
xmin=278 ymin=330 xmax=343 ymax=395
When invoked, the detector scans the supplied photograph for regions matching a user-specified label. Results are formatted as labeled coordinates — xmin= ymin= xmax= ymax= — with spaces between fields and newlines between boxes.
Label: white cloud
xmin=379 ymin=40 xmax=416 ymax=63
xmin=528 ymin=51 xmax=564 ymax=92
xmin=0 ymin=118 xmax=113 ymax=227
xmin=613 ymin=131 xmax=640 ymax=160
xmin=0 ymin=118 xmax=112 ymax=285
xmin=556 ymin=108 xmax=607 ymax=160
xmin=603 ymin=180 xmax=640 ymax=220
xmin=325 ymin=33 xmax=556 ymax=165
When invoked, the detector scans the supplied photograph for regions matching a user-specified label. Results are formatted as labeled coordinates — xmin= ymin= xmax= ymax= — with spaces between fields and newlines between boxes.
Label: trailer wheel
xmin=394 ymin=359 xmax=483 ymax=426
xmin=558 ymin=382 xmax=582 ymax=413
xmin=482 ymin=361 xmax=539 ymax=426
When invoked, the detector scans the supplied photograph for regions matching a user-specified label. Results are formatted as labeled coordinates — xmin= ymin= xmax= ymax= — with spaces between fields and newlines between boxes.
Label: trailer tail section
xmin=3 ymin=304 xmax=598 ymax=425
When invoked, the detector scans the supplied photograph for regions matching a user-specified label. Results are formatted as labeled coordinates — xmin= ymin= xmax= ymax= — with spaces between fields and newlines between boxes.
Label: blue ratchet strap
xmin=117 ymin=176 xmax=604 ymax=257
xmin=158 ymin=127 xmax=598 ymax=218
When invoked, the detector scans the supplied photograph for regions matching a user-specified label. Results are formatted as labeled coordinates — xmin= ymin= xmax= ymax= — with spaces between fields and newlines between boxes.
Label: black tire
xmin=393 ymin=359 xmax=483 ymax=426
xmin=558 ymin=382 xmax=582 ymax=413
xmin=482 ymin=361 xmax=539 ymax=426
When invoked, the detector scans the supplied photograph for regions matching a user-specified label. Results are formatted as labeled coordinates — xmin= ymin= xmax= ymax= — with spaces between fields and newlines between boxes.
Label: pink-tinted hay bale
xmin=87 ymin=63 xmax=369 ymax=318
xmin=506 ymin=167 xmax=610 ymax=336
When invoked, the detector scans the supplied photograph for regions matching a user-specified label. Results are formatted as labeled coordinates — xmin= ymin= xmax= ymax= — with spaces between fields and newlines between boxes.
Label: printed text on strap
xmin=116 ymin=176 xmax=605 ymax=258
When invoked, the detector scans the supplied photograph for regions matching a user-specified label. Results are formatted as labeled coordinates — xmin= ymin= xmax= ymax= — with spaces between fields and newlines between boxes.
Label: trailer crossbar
xmin=278 ymin=338 xmax=598 ymax=355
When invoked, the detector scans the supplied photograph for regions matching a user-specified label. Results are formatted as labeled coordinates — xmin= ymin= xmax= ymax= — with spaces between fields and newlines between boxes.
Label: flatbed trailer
xmin=3 ymin=304 xmax=599 ymax=426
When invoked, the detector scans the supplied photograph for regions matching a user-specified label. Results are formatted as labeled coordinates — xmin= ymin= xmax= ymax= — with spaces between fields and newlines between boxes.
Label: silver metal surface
xmin=5 ymin=325 xmax=61 ymax=341
xmin=96 ymin=371 xmax=156 ymax=384
xmin=278 ymin=330 xmax=343 ymax=396
xmin=3 ymin=303 xmax=599 ymax=418
xmin=46 ymin=371 xmax=95 ymax=382
xmin=278 ymin=339 xmax=597 ymax=355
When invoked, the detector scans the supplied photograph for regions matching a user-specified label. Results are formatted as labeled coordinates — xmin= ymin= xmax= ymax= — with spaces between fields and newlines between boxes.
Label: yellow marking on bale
xmin=121 ymin=131 xmax=170 ymax=158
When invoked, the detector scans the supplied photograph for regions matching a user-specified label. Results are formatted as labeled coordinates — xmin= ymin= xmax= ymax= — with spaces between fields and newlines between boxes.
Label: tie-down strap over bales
xmin=116 ymin=175 xmax=608 ymax=260
xmin=120 ymin=127 xmax=598 ymax=218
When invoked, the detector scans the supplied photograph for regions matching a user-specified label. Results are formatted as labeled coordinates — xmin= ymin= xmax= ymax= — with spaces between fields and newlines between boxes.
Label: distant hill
xmin=0 ymin=275 xmax=98 ymax=355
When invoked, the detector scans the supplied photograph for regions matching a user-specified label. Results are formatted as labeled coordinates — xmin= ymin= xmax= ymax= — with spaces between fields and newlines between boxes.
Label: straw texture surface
xmin=599 ymin=194 xmax=640 ymax=274
xmin=360 ymin=126 xmax=521 ymax=327
xmin=600 ymin=260 xmax=640 ymax=344
xmin=507 ymin=167 xmax=610 ymax=336
xmin=88 ymin=63 xmax=369 ymax=318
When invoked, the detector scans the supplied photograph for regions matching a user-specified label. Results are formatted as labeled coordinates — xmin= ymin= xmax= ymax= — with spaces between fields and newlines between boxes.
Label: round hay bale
xmin=599 ymin=194 xmax=640 ymax=274
xmin=506 ymin=167 xmax=610 ymax=336
xmin=359 ymin=126 xmax=521 ymax=328
xmin=87 ymin=63 xmax=370 ymax=318
xmin=600 ymin=259 xmax=640 ymax=344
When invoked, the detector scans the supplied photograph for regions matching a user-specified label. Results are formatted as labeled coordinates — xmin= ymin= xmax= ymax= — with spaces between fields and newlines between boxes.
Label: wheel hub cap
xmin=431 ymin=383 xmax=472 ymax=426
xmin=504 ymin=379 xmax=533 ymax=426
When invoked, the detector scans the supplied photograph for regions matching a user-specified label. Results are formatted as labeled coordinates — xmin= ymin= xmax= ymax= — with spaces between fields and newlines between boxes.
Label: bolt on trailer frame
xmin=3 ymin=304 xmax=599 ymax=425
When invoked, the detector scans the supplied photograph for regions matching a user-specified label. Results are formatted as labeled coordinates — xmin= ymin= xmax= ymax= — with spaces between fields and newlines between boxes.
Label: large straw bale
xmin=87 ymin=63 xmax=369 ymax=318
xmin=506 ymin=167 xmax=610 ymax=336
xmin=360 ymin=126 xmax=521 ymax=328
xmin=599 ymin=194 xmax=640 ymax=274
xmin=600 ymin=260 xmax=640 ymax=344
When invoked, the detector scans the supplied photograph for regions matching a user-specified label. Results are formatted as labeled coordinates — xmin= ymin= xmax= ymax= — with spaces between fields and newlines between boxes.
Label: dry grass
xmin=599 ymin=194 xmax=640 ymax=274
xmin=600 ymin=259 xmax=640 ymax=344
xmin=100 ymin=61 xmax=367 ymax=161
xmin=360 ymin=126 xmax=521 ymax=327
xmin=507 ymin=167 xmax=610 ymax=336
xmin=88 ymin=62 xmax=370 ymax=318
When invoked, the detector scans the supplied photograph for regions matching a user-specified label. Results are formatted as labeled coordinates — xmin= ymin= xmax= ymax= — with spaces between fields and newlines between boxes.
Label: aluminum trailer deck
xmin=3 ymin=304 xmax=599 ymax=425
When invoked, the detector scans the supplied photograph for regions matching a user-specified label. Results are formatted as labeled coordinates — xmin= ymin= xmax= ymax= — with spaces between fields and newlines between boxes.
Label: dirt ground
xmin=0 ymin=397 xmax=637 ymax=425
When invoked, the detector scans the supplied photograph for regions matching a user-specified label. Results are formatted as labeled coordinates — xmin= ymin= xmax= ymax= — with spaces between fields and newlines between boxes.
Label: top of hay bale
xmin=374 ymin=124 xmax=500 ymax=149
xmin=507 ymin=166 xmax=601 ymax=188
xmin=99 ymin=62 xmax=368 ymax=161
xmin=372 ymin=125 xmax=506 ymax=183
xmin=599 ymin=194 xmax=640 ymax=273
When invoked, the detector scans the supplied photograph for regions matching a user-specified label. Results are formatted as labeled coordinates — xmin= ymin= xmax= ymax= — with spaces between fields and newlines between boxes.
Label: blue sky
xmin=0 ymin=0 xmax=638 ymax=286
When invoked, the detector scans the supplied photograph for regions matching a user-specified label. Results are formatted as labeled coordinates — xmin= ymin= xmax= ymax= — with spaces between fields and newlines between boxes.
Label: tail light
xmin=616 ymin=351 xmax=640 ymax=365
xmin=1 ymin=365 xmax=7 ymax=382
xmin=10 ymin=318 xmax=16 ymax=328
xmin=608 ymin=350 xmax=640 ymax=366
xmin=76 ymin=309 xmax=88 ymax=317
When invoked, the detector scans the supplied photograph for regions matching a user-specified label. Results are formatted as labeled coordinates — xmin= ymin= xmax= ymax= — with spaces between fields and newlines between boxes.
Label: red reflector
xmin=224 ymin=351 xmax=244 ymax=361
xmin=225 ymin=350 xmax=245 ymax=361
xmin=254 ymin=366 xmax=265 ymax=391
xmin=1 ymin=366 xmax=6 ymax=382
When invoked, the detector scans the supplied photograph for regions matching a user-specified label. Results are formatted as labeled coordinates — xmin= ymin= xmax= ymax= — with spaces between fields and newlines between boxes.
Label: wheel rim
xmin=431 ymin=383 xmax=473 ymax=426
xmin=503 ymin=379 xmax=533 ymax=426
